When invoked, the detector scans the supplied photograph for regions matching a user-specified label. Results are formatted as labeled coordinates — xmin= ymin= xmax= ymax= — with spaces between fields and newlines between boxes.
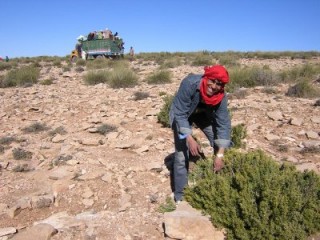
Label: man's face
xmin=206 ymin=79 xmax=223 ymax=96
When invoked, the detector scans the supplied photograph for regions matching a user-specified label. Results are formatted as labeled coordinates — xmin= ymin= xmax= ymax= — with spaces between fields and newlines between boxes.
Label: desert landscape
xmin=0 ymin=54 xmax=319 ymax=239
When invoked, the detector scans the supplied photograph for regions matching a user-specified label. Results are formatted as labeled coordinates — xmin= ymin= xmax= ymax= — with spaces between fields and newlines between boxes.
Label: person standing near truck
xmin=169 ymin=65 xmax=232 ymax=204
xmin=129 ymin=46 xmax=134 ymax=61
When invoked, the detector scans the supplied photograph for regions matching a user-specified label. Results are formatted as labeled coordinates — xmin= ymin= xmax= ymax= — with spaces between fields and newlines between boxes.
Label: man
xmin=169 ymin=65 xmax=232 ymax=203
xmin=129 ymin=47 xmax=134 ymax=61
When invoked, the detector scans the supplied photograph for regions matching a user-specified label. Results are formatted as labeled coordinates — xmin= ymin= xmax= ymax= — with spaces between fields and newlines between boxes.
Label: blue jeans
xmin=172 ymin=114 xmax=215 ymax=202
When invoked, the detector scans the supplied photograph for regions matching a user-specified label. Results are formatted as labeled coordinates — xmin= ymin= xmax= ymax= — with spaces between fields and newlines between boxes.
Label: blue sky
xmin=0 ymin=0 xmax=319 ymax=58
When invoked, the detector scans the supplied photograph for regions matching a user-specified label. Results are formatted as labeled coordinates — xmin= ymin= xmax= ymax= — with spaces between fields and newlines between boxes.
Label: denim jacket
xmin=169 ymin=74 xmax=231 ymax=148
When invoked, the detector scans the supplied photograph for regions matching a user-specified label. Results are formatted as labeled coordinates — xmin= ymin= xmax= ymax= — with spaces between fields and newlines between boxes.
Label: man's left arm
xmin=213 ymin=95 xmax=232 ymax=172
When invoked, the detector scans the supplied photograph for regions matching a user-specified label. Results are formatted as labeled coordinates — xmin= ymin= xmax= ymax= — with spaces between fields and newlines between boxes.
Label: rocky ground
xmin=0 ymin=57 xmax=319 ymax=239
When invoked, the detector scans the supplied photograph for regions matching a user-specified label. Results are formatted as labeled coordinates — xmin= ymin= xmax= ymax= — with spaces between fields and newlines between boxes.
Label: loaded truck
xmin=70 ymin=29 xmax=124 ymax=62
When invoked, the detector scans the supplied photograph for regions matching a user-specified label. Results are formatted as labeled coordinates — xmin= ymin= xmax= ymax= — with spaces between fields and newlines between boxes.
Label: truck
xmin=70 ymin=31 xmax=124 ymax=62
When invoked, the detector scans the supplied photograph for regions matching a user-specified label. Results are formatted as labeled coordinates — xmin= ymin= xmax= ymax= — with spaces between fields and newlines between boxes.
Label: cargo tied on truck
xmin=70 ymin=28 xmax=124 ymax=62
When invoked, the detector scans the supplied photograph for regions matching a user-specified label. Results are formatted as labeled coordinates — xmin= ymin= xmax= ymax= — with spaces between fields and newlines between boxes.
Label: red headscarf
xmin=200 ymin=65 xmax=229 ymax=106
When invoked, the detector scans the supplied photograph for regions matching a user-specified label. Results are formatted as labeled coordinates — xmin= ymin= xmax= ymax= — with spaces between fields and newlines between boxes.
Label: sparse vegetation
xmin=40 ymin=78 xmax=54 ymax=85
xmin=108 ymin=67 xmax=138 ymax=88
xmin=12 ymin=148 xmax=33 ymax=160
xmin=185 ymin=149 xmax=320 ymax=240
xmin=96 ymin=124 xmax=117 ymax=135
xmin=22 ymin=122 xmax=49 ymax=134
xmin=0 ymin=136 xmax=17 ymax=145
xmin=0 ymin=65 xmax=40 ymax=88
xmin=83 ymin=70 xmax=109 ymax=85
xmin=286 ymin=79 xmax=320 ymax=98
xmin=158 ymin=197 xmax=176 ymax=213
xmin=231 ymin=124 xmax=247 ymax=148
xmin=146 ymin=70 xmax=172 ymax=84
xmin=157 ymin=94 xmax=174 ymax=128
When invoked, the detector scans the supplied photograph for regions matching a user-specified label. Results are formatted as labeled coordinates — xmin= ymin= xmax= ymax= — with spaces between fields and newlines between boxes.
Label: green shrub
xmin=108 ymin=67 xmax=138 ymax=88
xmin=227 ymin=66 xmax=280 ymax=92
xmin=0 ymin=66 xmax=40 ymax=88
xmin=279 ymin=64 xmax=320 ymax=83
xmin=159 ymin=57 xmax=182 ymax=69
xmin=286 ymin=80 xmax=320 ymax=98
xmin=76 ymin=59 xmax=86 ymax=67
xmin=158 ymin=197 xmax=176 ymax=213
xmin=0 ymin=136 xmax=16 ymax=145
xmin=231 ymin=124 xmax=247 ymax=148
xmin=12 ymin=148 xmax=33 ymax=160
xmin=40 ymin=78 xmax=54 ymax=85
xmin=191 ymin=55 xmax=213 ymax=66
xmin=96 ymin=124 xmax=117 ymax=135
xmin=185 ymin=149 xmax=320 ymax=240
xmin=146 ymin=70 xmax=172 ymax=84
xmin=52 ymin=60 xmax=62 ymax=67
xmin=83 ymin=70 xmax=109 ymax=85
xmin=22 ymin=122 xmax=48 ymax=133
xmin=157 ymin=94 xmax=174 ymax=128
xmin=0 ymin=62 xmax=13 ymax=71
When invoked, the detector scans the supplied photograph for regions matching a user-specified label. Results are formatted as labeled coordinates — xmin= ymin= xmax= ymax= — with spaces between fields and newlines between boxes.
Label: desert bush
xmin=279 ymin=64 xmax=320 ymax=83
xmin=158 ymin=197 xmax=176 ymax=213
xmin=218 ymin=54 xmax=240 ymax=67
xmin=314 ymin=99 xmax=320 ymax=106
xmin=86 ymin=58 xmax=109 ymax=69
xmin=83 ymin=70 xmax=109 ymax=85
xmin=96 ymin=124 xmax=117 ymax=135
xmin=108 ymin=67 xmax=138 ymax=88
xmin=0 ymin=136 xmax=17 ymax=145
xmin=146 ymin=70 xmax=172 ymax=84
xmin=76 ymin=59 xmax=86 ymax=67
xmin=0 ymin=65 xmax=40 ymax=88
xmin=159 ymin=57 xmax=182 ymax=69
xmin=75 ymin=66 xmax=85 ymax=73
xmin=0 ymin=62 xmax=13 ymax=71
xmin=191 ymin=55 xmax=213 ymax=66
xmin=12 ymin=148 xmax=33 ymax=160
xmin=227 ymin=66 xmax=279 ymax=92
xmin=133 ymin=91 xmax=150 ymax=100
xmin=261 ymin=87 xmax=279 ymax=94
xmin=286 ymin=80 xmax=320 ymax=98
xmin=185 ymin=149 xmax=320 ymax=240
xmin=231 ymin=124 xmax=247 ymax=148
xmin=12 ymin=164 xmax=30 ymax=172
xmin=157 ymin=94 xmax=174 ymax=128
xmin=40 ymin=78 xmax=54 ymax=85
xmin=52 ymin=60 xmax=62 ymax=67
xmin=22 ymin=122 xmax=48 ymax=133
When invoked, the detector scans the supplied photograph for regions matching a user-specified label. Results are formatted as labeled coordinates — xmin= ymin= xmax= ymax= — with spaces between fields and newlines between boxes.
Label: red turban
xmin=200 ymin=65 xmax=229 ymax=106
xmin=203 ymin=65 xmax=229 ymax=83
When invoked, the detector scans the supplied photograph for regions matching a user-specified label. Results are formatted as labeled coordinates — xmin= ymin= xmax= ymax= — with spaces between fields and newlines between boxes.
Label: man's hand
xmin=213 ymin=157 xmax=224 ymax=173
xmin=186 ymin=135 xmax=201 ymax=156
